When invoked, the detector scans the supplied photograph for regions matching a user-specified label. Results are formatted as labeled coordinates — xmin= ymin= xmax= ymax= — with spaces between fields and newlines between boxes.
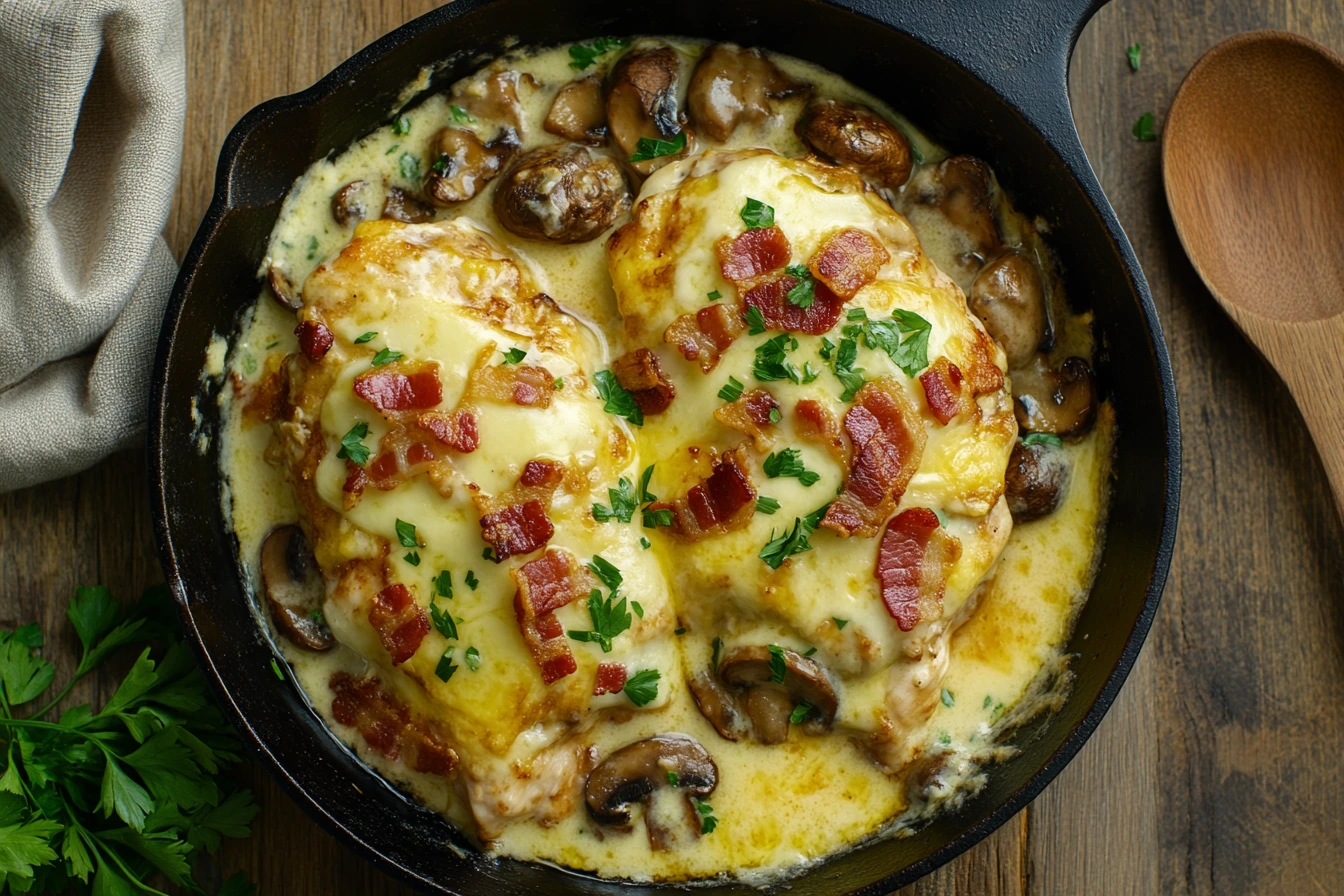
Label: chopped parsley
xmin=568 ymin=590 xmax=633 ymax=653
xmin=1127 ymin=42 xmax=1142 ymax=72
xmin=395 ymin=519 xmax=420 ymax=549
xmin=789 ymin=702 xmax=814 ymax=724
xmin=707 ymin=290 xmax=722 ymax=302
xmin=784 ymin=264 xmax=815 ymax=309
xmin=434 ymin=570 xmax=453 ymax=599
xmin=465 ymin=646 xmax=481 ymax=670
xmin=674 ymin=626 xmax=686 ymax=635
xmin=553 ymin=377 xmax=564 ymax=390
xmin=830 ymin=337 xmax=866 ymax=401
xmin=591 ymin=472 xmax=637 ymax=522
xmin=429 ymin=591 xmax=458 ymax=642
xmin=767 ymin=645 xmax=788 ymax=683
xmin=938 ymin=731 xmax=952 ymax=745
xmin=336 ymin=422 xmax=371 ymax=466
xmin=353 ymin=331 xmax=377 ymax=344
xmin=449 ymin=103 xmax=475 ymax=124
xmin=501 ymin=347 xmax=527 ymax=365
xmin=632 ymin=601 xmax=644 ymax=618
xmin=756 ymin=496 xmax=781 ymax=515
xmin=1133 ymin=111 xmax=1157 ymax=142
xmin=403 ymin=551 xmax=421 ymax=566
xmin=642 ymin=507 xmax=674 ymax=529
xmin=271 ymin=658 xmax=285 ymax=680
xmin=385 ymin=143 xmax=399 ymax=155
xmin=370 ymin=347 xmax=402 ymax=367
xmin=465 ymin=570 xmax=479 ymax=590
xmin=310 ymin=608 xmax=325 ymax=624
xmin=763 ymin=448 xmax=821 ymax=486
xmin=941 ymin=688 xmax=955 ymax=708
xmin=754 ymin=333 xmax=804 ymax=383
xmin=818 ymin=336 xmax=836 ymax=360
xmin=768 ymin=406 xmax=783 ymax=424
xmin=745 ymin=305 xmax=768 ymax=335
xmin=833 ymin=617 xmax=849 ymax=630
xmin=568 ymin=36 xmax=629 ymax=70
xmin=392 ymin=115 xmax=411 ymax=135
xmin=640 ymin=537 xmax=652 ymax=550
xmin=758 ymin=504 xmax=830 ymax=569
xmin=693 ymin=799 xmax=718 ymax=834
xmin=482 ymin=547 xmax=496 ymax=561
xmin=711 ymin=637 xmax=724 ymax=668
xmin=629 ymin=130 xmax=686 ymax=163
xmin=803 ymin=646 xmax=817 ymax=656
xmin=586 ymin=555 xmax=623 ymax=595
xmin=667 ymin=770 xmax=680 ymax=786
xmin=398 ymin=151 xmax=420 ymax=181
xmin=718 ymin=376 xmax=745 ymax=403
xmin=739 ymin=198 xmax=775 ymax=229
xmin=624 ymin=669 xmax=660 ymax=706
xmin=1022 ymin=432 xmax=1064 ymax=447
xmin=594 ymin=369 xmax=644 ymax=426
xmin=306 ymin=235 xmax=319 ymax=260
xmin=854 ymin=309 xmax=933 ymax=377
xmin=435 ymin=648 xmax=458 ymax=682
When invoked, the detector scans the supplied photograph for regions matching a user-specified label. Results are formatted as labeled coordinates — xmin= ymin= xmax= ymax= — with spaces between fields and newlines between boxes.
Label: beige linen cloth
xmin=0 ymin=0 xmax=185 ymax=492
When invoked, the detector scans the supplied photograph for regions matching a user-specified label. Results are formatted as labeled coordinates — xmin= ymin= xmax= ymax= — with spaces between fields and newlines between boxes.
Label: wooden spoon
xmin=1164 ymin=31 xmax=1344 ymax=513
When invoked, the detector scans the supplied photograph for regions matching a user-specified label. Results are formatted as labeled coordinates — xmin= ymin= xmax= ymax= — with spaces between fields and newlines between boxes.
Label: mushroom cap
xmin=797 ymin=98 xmax=913 ymax=189
xmin=381 ymin=185 xmax=435 ymax=223
xmin=686 ymin=43 xmax=805 ymax=142
xmin=584 ymin=734 xmax=717 ymax=826
xmin=331 ymin=179 xmax=371 ymax=228
xmin=544 ymin=77 xmax=607 ymax=145
xmin=606 ymin=42 xmax=691 ymax=177
xmin=969 ymin=249 xmax=1047 ymax=371
xmin=492 ymin=143 xmax=631 ymax=243
xmin=717 ymin=645 xmax=839 ymax=741
xmin=1005 ymin=438 xmax=1072 ymax=521
xmin=1013 ymin=356 xmax=1098 ymax=438
xmin=424 ymin=126 xmax=518 ymax=207
xmin=260 ymin=525 xmax=333 ymax=651
xmin=909 ymin=155 xmax=1003 ymax=266
xmin=266 ymin=264 xmax=301 ymax=311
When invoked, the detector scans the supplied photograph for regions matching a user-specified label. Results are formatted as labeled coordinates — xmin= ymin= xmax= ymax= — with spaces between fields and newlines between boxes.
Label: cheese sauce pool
xmin=214 ymin=38 xmax=1113 ymax=886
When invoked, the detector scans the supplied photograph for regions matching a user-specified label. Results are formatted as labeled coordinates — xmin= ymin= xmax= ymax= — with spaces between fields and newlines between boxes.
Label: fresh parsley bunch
xmin=0 ymin=585 xmax=257 ymax=895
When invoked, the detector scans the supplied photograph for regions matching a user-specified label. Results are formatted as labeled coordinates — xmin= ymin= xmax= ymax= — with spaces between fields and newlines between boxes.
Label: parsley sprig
xmin=758 ymin=504 xmax=830 ymax=569
xmin=844 ymin=308 xmax=933 ymax=378
xmin=594 ymin=370 xmax=644 ymax=426
xmin=629 ymin=131 xmax=687 ymax=163
xmin=763 ymin=448 xmax=821 ymax=486
xmin=623 ymin=669 xmax=660 ymax=707
xmin=336 ymin=422 xmax=371 ymax=466
xmin=568 ymin=36 xmax=629 ymax=70
xmin=0 ymin=585 xmax=258 ymax=895
xmin=567 ymin=590 xmax=633 ymax=654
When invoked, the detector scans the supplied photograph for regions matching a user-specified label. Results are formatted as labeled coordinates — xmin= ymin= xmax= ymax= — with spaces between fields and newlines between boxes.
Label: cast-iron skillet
xmin=150 ymin=0 xmax=1181 ymax=891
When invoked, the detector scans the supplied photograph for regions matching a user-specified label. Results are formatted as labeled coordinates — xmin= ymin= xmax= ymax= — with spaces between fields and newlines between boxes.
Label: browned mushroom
xmin=686 ymin=44 xmax=805 ymax=142
xmin=424 ymin=126 xmax=518 ymax=206
xmin=266 ymin=265 xmax=301 ymax=311
xmin=703 ymin=646 xmax=838 ymax=745
xmin=381 ymin=186 xmax=435 ymax=223
xmin=797 ymin=98 xmax=913 ymax=189
xmin=450 ymin=69 xmax=528 ymax=133
xmin=905 ymin=155 xmax=1003 ymax=269
xmin=331 ymin=180 xmax=373 ymax=227
xmin=1005 ymin=437 xmax=1072 ymax=521
xmin=606 ymin=42 xmax=693 ymax=177
xmin=687 ymin=672 xmax=748 ymax=741
xmin=585 ymin=734 xmax=718 ymax=849
xmin=969 ymin=249 xmax=1047 ymax=370
xmin=1013 ymin=355 xmax=1098 ymax=438
xmin=260 ymin=525 xmax=332 ymax=650
xmin=544 ymin=77 xmax=607 ymax=145
xmin=492 ymin=143 xmax=631 ymax=243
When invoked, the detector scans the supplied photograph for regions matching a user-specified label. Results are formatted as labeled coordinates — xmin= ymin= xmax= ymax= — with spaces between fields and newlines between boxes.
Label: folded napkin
xmin=0 ymin=0 xmax=185 ymax=492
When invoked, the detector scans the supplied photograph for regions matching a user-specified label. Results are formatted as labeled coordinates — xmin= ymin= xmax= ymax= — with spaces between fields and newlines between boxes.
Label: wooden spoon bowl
xmin=1164 ymin=30 xmax=1344 ymax=510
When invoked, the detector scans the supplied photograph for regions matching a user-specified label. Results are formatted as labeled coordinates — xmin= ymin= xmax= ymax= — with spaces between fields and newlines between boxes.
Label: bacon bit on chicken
xmin=875 ymin=508 xmax=962 ymax=631
xmin=647 ymin=446 xmax=757 ymax=540
xmin=743 ymin=273 xmax=844 ymax=334
xmin=295 ymin=320 xmax=334 ymax=362
xmin=664 ymin=303 xmax=744 ymax=373
xmin=715 ymin=225 xmax=791 ymax=283
xmin=416 ymin=408 xmax=480 ymax=453
xmin=612 ymin=348 xmax=676 ymax=415
xmin=794 ymin=398 xmax=847 ymax=464
xmin=367 ymin=583 xmax=430 ymax=665
xmin=822 ymin=379 xmax=927 ymax=538
xmin=475 ymin=459 xmax=565 ymax=561
xmin=512 ymin=548 xmax=597 ymax=684
xmin=593 ymin=662 xmax=628 ymax=696
xmin=329 ymin=671 xmax=458 ymax=775
xmin=919 ymin=357 xmax=972 ymax=425
xmin=713 ymin=389 xmax=779 ymax=451
xmin=342 ymin=460 xmax=369 ymax=507
xmin=808 ymin=229 xmax=890 ymax=299
xmin=354 ymin=362 xmax=444 ymax=412
xmin=365 ymin=427 xmax=442 ymax=492
xmin=467 ymin=361 xmax=556 ymax=408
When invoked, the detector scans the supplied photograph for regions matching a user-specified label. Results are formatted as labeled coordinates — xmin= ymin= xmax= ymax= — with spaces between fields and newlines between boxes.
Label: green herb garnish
xmin=693 ymin=798 xmax=718 ymax=834
xmin=337 ymin=422 xmax=371 ymax=466
xmin=586 ymin=555 xmax=623 ymax=596
xmin=941 ymin=688 xmax=955 ymax=707
xmin=392 ymin=115 xmax=411 ymax=135
xmin=370 ymin=347 xmax=403 ymax=367
xmin=465 ymin=646 xmax=481 ymax=671
xmin=718 ymin=376 xmax=745 ymax=403
xmin=592 ymin=477 xmax=637 ymax=523
xmin=593 ymin=370 xmax=645 ymax=426
xmin=739 ymin=198 xmax=775 ymax=229
xmin=1133 ymin=111 xmax=1157 ymax=142
xmin=767 ymin=645 xmax=788 ymax=683
xmin=434 ymin=570 xmax=453 ymax=599
xmin=567 ymin=590 xmax=633 ymax=653
xmin=745 ymin=305 xmax=767 ymax=335
xmin=450 ymin=104 xmax=475 ymax=124
xmin=707 ymin=290 xmax=722 ymax=302
xmin=624 ymin=669 xmax=660 ymax=707
xmin=754 ymin=333 xmax=804 ymax=383
xmin=831 ymin=337 xmax=866 ymax=401
xmin=568 ymin=36 xmax=629 ymax=70
xmin=1127 ymin=42 xmax=1142 ymax=71
xmin=435 ymin=648 xmax=458 ymax=682
xmin=628 ymin=130 xmax=686 ymax=163
xmin=758 ymin=504 xmax=830 ymax=569
xmin=1022 ymin=432 xmax=1064 ymax=447
xmin=403 ymin=551 xmax=421 ymax=566
xmin=789 ymin=702 xmax=813 ymax=724
xmin=395 ymin=519 xmax=419 ymax=549
xmin=784 ymin=264 xmax=815 ymax=309
xmin=857 ymin=309 xmax=933 ymax=377
xmin=465 ymin=570 xmax=479 ymax=591
xmin=833 ymin=617 xmax=849 ymax=629
xmin=763 ymin=448 xmax=821 ymax=486
xmin=756 ymin=496 xmax=781 ymax=515
xmin=354 ymin=331 xmax=377 ymax=344
xmin=399 ymin=151 xmax=420 ymax=181
xmin=501 ymin=348 xmax=527 ymax=365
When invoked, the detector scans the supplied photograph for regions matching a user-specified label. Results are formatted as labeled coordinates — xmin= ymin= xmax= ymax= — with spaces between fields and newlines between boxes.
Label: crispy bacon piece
xmin=822 ymin=379 xmax=927 ymax=538
xmin=367 ymin=583 xmax=430 ymax=665
xmin=919 ymin=357 xmax=972 ymax=425
xmin=365 ymin=425 xmax=442 ymax=492
xmin=875 ymin=508 xmax=961 ymax=631
xmin=743 ymin=274 xmax=844 ymax=334
xmin=343 ymin=460 xmax=368 ymax=506
xmin=330 ymin=672 xmax=458 ymax=775
xmin=295 ymin=320 xmax=334 ymax=362
xmin=794 ymin=398 xmax=847 ymax=464
xmin=475 ymin=459 xmax=564 ymax=561
xmin=713 ymin=389 xmax=779 ymax=451
xmin=511 ymin=549 xmax=596 ymax=684
xmin=354 ymin=363 xmax=444 ymax=412
xmin=648 ymin=446 xmax=757 ymax=540
xmin=808 ymin=229 xmax=890 ymax=299
xmin=467 ymin=361 xmax=555 ymax=408
xmin=611 ymin=348 xmax=676 ymax=415
xmin=593 ymin=662 xmax=628 ymax=696
xmin=416 ymin=409 xmax=479 ymax=453
xmin=715 ymin=225 xmax=791 ymax=282
xmin=664 ymin=304 xmax=744 ymax=373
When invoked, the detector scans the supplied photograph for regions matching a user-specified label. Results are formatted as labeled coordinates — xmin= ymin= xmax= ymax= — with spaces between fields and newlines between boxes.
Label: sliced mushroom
xmin=606 ymin=42 xmax=692 ymax=177
xmin=585 ymin=734 xmax=717 ymax=849
xmin=423 ymin=126 xmax=518 ymax=207
xmin=260 ymin=525 xmax=332 ymax=650
xmin=969 ymin=249 xmax=1047 ymax=370
xmin=797 ymin=98 xmax=913 ymax=189
xmin=266 ymin=265 xmax=301 ymax=311
xmin=381 ymin=185 xmax=435 ymax=223
xmin=716 ymin=646 xmax=838 ymax=744
xmin=687 ymin=671 xmax=748 ymax=742
xmin=1005 ymin=437 xmax=1072 ymax=522
xmin=686 ymin=44 xmax=805 ymax=142
xmin=331 ymin=180 xmax=372 ymax=227
xmin=907 ymin=155 xmax=1002 ymax=268
xmin=492 ymin=143 xmax=631 ymax=243
xmin=544 ymin=77 xmax=607 ymax=145
xmin=450 ymin=69 xmax=528 ymax=133
xmin=1013 ymin=355 xmax=1098 ymax=438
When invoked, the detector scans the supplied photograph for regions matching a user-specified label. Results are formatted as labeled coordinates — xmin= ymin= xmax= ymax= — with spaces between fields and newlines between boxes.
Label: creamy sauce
xmin=216 ymin=37 xmax=1113 ymax=886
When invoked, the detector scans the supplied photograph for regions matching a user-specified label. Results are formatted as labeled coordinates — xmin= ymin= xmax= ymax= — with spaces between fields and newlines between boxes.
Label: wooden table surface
xmin=2 ymin=0 xmax=1342 ymax=892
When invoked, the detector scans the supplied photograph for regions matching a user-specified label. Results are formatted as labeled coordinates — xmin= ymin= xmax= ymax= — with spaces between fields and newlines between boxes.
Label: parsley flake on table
xmin=568 ymin=590 xmax=633 ymax=653
xmin=395 ymin=519 xmax=420 ymax=549
xmin=1133 ymin=111 xmax=1157 ymax=142
xmin=353 ymin=330 xmax=377 ymax=344
xmin=739 ymin=197 xmax=775 ymax=229
xmin=1127 ymin=42 xmax=1142 ymax=71
xmin=568 ymin=36 xmax=629 ymax=70
xmin=371 ymin=347 xmax=403 ymax=367
xmin=623 ymin=669 xmax=661 ymax=707
xmin=501 ymin=347 xmax=527 ymax=365
xmin=629 ymin=130 xmax=687 ymax=163
xmin=758 ymin=504 xmax=830 ymax=569
xmin=763 ymin=448 xmax=821 ymax=486
xmin=784 ymin=264 xmax=815 ymax=308
xmin=594 ymin=369 xmax=645 ymax=426
xmin=336 ymin=422 xmax=371 ymax=466
xmin=718 ymin=375 xmax=745 ymax=402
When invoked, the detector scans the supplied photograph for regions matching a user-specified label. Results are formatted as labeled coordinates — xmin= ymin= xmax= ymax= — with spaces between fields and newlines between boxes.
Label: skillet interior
xmin=150 ymin=0 xmax=1179 ymax=892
